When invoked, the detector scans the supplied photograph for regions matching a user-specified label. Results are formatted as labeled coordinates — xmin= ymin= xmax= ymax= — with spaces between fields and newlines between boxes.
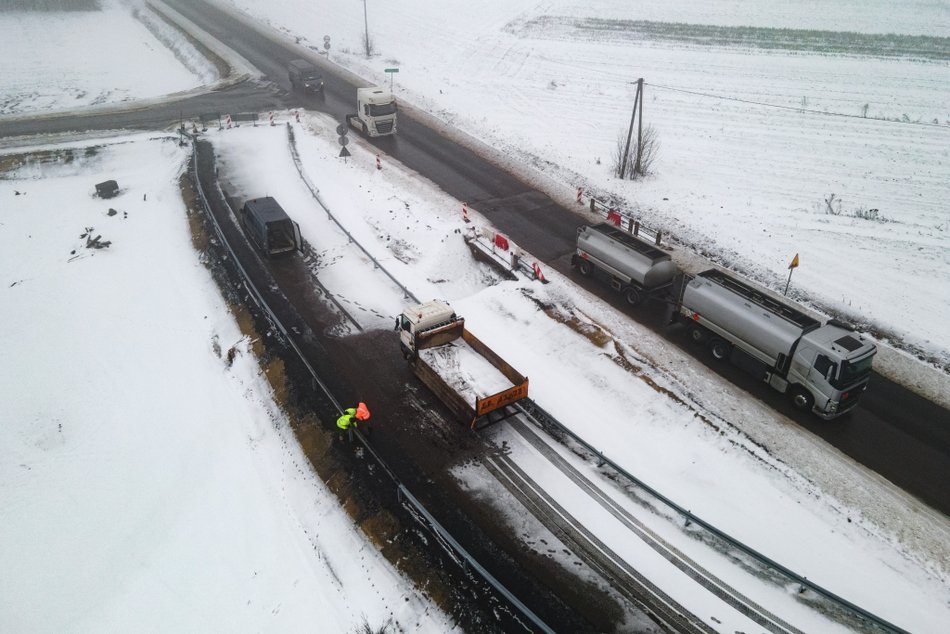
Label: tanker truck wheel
xmin=788 ymin=386 xmax=814 ymax=412
xmin=688 ymin=325 xmax=706 ymax=344
xmin=708 ymin=338 xmax=731 ymax=361
xmin=624 ymin=287 xmax=642 ymax=306
xmin=578 ymin=260 xmax=593 ymax=276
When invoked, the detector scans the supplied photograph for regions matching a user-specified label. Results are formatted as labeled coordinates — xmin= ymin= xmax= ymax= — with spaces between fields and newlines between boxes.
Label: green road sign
xmin=384 ymin=68 xmax=399 ymax=73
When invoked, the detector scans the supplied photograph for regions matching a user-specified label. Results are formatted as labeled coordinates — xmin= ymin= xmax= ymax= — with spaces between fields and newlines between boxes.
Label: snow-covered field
xmin=212 ymin=118 xmax=948 ymax=632
xmin=0 ymin=136 xmax=451 ymax=633
xmin=225 ymin=0 xmax=950 ymax=370
xmin=0 ymin=0 xmax=217 ymax=116
xmin=2 ymin=1 xmax=949 ymax=631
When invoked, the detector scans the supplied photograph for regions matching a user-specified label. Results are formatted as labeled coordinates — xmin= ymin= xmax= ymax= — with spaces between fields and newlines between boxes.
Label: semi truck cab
xmin=349 ymin=87 xmax=397 ymax=137
xmin=788 ymin=323 xmax=877 ymax=418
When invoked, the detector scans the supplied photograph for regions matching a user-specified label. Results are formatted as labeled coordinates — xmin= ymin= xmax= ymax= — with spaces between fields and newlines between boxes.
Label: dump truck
xmin=346 ymin=86 xmax=397 ymax=137
xmin=239 ymin=196 xmax=302 ymax=258
xmin=571 ymin=223 xmax=678 ymax=306
xmin=676 ymin=268 xmax=877 ymax=419
xmin=396 ymin=300 xmax=528 ymax=429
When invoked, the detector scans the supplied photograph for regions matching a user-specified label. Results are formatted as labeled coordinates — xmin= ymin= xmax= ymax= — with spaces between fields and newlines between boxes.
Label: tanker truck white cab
xmin=346 ymin=86 xmax=397 ymax=137
xmin=571 ymin=223 xmax=678 ymax=306
xmin=677 ymin=269 xmax=877 ymax=419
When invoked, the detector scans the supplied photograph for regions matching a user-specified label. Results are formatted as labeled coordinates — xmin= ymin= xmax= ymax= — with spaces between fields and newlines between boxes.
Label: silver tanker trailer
xmin=571 ymin=223 xmax=678 ymax=306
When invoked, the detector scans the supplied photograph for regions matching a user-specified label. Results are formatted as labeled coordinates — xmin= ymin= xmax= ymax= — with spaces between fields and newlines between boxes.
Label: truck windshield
xmin=304 ymin=73 xmax=321 ymax=81
xmin=368 ymin=102 xmax=397 ymax=116
xmin=838 ymin=353 xmax=874 ymax=386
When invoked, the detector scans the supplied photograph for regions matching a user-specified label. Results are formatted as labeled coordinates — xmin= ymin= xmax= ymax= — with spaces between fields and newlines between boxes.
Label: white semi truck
xmin=571 ymin=223 xmax=678 ymax=306
xmin=396 ymin=300 xmax=528 ymax=429
xmin=346 ymin=86 xmax=397 ymax=137
xmin=676 ymin=269 xmax=877 ymax=419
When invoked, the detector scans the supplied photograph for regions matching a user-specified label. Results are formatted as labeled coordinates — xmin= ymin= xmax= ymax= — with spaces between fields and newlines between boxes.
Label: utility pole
xmin=633 ymin=78 xmax=644 ymax=177
xmin=620 ymin=78 xmax=644 ymax=179
xmin=361 ymin=0 xmax=370 ymax=58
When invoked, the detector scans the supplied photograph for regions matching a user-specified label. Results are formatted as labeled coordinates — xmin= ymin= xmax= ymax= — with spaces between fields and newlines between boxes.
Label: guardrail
xmin=188 ymin=138 xmax=554 ymax=634
xmin=588 ymin=196 xmax=664 ymax=246
xmin=285 ymin=124 xmax=420 ymax=306
xmin=516 ymin=397 xmax=907 ymax=634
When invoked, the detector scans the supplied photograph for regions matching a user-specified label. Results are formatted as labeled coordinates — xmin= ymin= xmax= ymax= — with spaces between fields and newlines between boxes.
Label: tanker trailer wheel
xmin=688 ymin=325 xmax=706 ymax=345
xmin=578 ymin=260 xmax=593 ymax=276
xmin=788 ymin=386 xmax=814 ymax=412
xmin=708 ymin=338 xmax=731 ymax=361
xmin=624 ymin=287 xmax=643 ymax=306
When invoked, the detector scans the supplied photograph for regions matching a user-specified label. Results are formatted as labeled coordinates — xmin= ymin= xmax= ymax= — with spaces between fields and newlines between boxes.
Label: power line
xmin=645 ymin=81 xmax=949 ymax=129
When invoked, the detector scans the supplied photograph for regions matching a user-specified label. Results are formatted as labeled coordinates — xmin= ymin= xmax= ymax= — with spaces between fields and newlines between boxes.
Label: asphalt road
xmin=161 ymin=0 xmax=950 ymax=517
xmin=0 ymin=0 xmax=945 ymax=520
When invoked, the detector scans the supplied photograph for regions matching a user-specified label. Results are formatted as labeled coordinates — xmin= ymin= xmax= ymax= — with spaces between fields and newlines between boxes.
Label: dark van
xmin=287 ymin=59 xmax=325 ymax=95
xmin=239 ymin=197 xmax=302 ymax=257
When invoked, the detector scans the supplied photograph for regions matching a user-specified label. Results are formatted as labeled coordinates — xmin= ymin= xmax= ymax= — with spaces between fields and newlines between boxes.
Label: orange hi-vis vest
xmin=355 ymin=402 xmax=371 ymax=421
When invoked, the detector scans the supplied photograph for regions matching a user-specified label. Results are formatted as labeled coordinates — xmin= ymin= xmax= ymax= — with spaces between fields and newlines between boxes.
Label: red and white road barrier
xmin=576 ymin=186 xmax=583 ymax=204
xmin=269 ymin=111 xmax=275 ymax=126
xmin=462 ymin=202 xmax=470 ymax=222
xmin=532 ymin=262 xmax=546 ymax=282
xmin=376 ymin=154 xmax=381 ymax=170
xmin=225 ymin=114 xmax=232 ymax=129
xmin=295 ymin=110 xmax=300 ymax=123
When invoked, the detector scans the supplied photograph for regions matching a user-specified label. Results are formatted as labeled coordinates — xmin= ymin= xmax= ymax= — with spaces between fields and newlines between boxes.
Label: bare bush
xmin=613 ymin=125 xmax=660 ymax=180
xmin=362 ymin=32 xmax=376 ymax=58
xmin=632 ymin=124 xmax=660 ymax=179
xmin=824 ymin=193 xmax=842 ymax=215
xmin=611 ymin=130 xmax=627 ymax=177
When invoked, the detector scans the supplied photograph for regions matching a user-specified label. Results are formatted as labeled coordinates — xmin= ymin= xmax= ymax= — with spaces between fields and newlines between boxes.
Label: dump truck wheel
xmin=789 ymin=386 xmax=814 ymax=412
xmin=708 ymin=338 xmax=730 ymax=361
xmin=578 ymin=260 xmax=593 ymax=276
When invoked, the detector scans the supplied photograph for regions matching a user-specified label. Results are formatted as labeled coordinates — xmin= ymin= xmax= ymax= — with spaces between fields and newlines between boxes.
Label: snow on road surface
xmin=0 ymin=135 xmax=452 ymax=633
xmin=225 ymin=0 xmax=950 ymax=371
xmin=0 ymin=0 xmax=217 ymax=117
xmin=212 ymin=119 xmax=949 ymax=633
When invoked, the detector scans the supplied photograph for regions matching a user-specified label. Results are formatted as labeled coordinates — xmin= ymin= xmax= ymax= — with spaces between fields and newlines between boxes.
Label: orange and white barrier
xmin=376 ymin=154 xmax=381 ymax=170
xmin=225 ymin=114 xmax=232 ymax=129
xmin=269 ymin=111 xmax=275 ymax=126
xmin=532 ymin=262 xmax=546 ymax=282
xmin=576 ymin=186 xmax=583 ymax=204
xmin=462 ymin=202 xmax=470 ymax=222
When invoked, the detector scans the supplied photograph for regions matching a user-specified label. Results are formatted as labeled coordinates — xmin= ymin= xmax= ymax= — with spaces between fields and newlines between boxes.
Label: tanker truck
xmin=676 ymin=268 xmax=877 ymax=419
xmin=571 ymin=223 xmax=678 ymax=306
xmin=346 ymin=86 xmax=397 ymax=137
xmin=396 ymin=300 xmax=529 ymax=429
